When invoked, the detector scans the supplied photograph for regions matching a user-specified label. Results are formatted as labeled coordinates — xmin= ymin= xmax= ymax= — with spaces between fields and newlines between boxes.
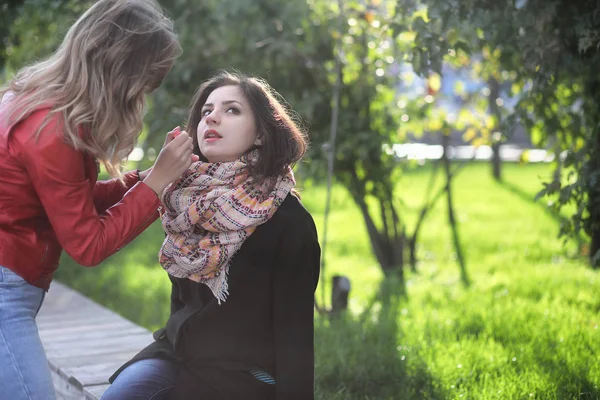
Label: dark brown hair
xmin=186 ymin=71 xmax=308 ymax=179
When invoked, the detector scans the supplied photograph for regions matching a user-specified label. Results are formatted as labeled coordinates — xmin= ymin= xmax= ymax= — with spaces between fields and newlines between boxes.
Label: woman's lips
xmin=204 ymin=129 xmax=222 ymax=142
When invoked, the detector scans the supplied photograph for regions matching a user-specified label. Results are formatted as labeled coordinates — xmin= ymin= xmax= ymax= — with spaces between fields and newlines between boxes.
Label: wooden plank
xmin=37 ymin=281 xmax=155 ymax=400
xmin=43 ymin=332 xmax=152 ymax=354
xmin=37 ymin=310 xmax=115 ymax=323
xmin=39 ymin=326 xmax=148 ymax=344
xmin=45 ymin=336 xmax=152 ymax=360
xmin=50 ymin=368 xmax=83 ymax=400
xmin=39 ymin=321 xmax=137 ymax=337
xmin=60 ymin=361 xmax=128 ymax=387
xmin=37 ymin=318 xmax=117 ymax=330
xmin=84 ymin=383 xmax=111 ymax=400
xmin=48 ymin=350 xmax=140 ymax=370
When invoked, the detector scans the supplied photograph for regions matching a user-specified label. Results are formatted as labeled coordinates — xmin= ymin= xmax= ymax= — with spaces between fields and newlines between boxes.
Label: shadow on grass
xmin=492 ymin=329 xmax=600 ymax=399
xmin=315 ymin=277 xmax=445 ymax=400
xmin=496 ymin=179 xmax=586 ymax=252
xmin=496 ymin=180 xmax=566 ymax=225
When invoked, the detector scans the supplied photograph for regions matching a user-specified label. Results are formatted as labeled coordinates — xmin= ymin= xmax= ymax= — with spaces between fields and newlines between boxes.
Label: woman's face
xmin=197 ymin=85 xmax=260 ymax=163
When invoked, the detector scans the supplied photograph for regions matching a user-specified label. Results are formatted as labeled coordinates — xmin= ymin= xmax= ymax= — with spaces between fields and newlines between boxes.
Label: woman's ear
xmin=254 ymin=135 xmax=262 ymax=146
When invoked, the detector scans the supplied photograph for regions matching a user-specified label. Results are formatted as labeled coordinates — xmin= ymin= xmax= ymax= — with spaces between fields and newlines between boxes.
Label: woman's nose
xmin=206 ymin=112 xmax=220 ymax=125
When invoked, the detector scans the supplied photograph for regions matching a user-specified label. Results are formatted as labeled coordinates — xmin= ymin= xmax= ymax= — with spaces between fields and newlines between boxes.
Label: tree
xmin=3 ymin=0 xmax=477 ymax=283
xmin=1 ymin=0 xmax=90 ymax=76
xmin=0 ymin=0 xmax=26 ymax=71
xmin=412 ymin=0 xmax=600 ymax=266
xmin=142 ymin=0 xmax=333 ymax=165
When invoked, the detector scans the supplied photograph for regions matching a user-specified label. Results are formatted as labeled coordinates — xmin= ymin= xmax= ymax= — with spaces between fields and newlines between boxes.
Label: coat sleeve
xmin=93 ymin=170 xmax=141 ymax=214
xmin=272 ymin=212 xmax=321 ymax=400
xmin=15 ymin=112 xmax=161 ymax=267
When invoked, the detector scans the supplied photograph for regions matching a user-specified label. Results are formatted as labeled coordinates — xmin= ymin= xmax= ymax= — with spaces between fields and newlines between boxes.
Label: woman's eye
xmin=202 ymin=109 xmax=212 ymax=117
xmin=226 ymin=107 xmax=240 ymax=114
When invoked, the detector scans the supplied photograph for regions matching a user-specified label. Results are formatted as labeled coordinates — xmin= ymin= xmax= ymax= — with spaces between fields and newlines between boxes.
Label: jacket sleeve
xmin=15 ymin=114 xmax=161 ymax=267
xmin=93 ymin=170 xmax=141 ymax=214
xmin=272 ymin=213 xmax=321 ymax=400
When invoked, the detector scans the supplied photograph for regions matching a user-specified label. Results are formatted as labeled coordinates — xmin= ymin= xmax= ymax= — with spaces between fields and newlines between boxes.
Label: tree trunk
xmin=585 ymin=77 xmax=600 ymax=268
xmin=590 ymin=225 xmax=600 ymax=268
xmin=491 ymin=141 xmax=501 ymax=181
xmin=588 ymin=149 xmax=600 ymax=269
xmin=488 ymin=78 xmax=502 ymax=182
xmin=442 ymin=135 xmax=470 ymax=286
xmin=408 ymin=161 xmax=441 ymax=271
xmin=351 ymin=188 xmax=405 ymax=280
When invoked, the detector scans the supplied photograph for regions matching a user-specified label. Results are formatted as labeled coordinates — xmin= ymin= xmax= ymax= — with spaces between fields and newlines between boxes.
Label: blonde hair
xmin=0 ymin=0 xmax=181 ymax=177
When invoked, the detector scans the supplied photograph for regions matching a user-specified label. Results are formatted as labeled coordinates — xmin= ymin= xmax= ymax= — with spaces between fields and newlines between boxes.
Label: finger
xmin=164 ymin=126 xmax=181 ymax=146
xmin=183 ymin=147 xmax=195 ymax=161
xmin=192 ymin=154 xmax=200 ymax=162
xmin=169 ymin=132 xmax=190 ymax=148
xmin=175 ymin=141 xmax=194 ymax=158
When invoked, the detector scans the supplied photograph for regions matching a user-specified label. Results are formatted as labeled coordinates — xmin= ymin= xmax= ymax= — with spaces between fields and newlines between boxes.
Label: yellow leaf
xmin=428 ymin=118 xmax=443 ymax=131
xmin=399 ymin=31 xmax=417 ymax=43
xmin=511 ymin=83 xmax=522 ymax=95
xmin=428 ymin=73 xmax=442 ymax=93
xmin=454 ymin=80 xmax=466 ymax=96
xmin=463 ymin=127 xmax=477 ymax=142
xmin=457 ymin=109 xmax=472 ymax=124
xmin=472 ymin=137 xmax=485 ymax=147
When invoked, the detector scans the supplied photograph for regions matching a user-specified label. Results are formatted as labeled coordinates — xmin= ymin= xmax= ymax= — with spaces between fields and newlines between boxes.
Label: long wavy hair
xmin=0 ymin=0 xmax=181 ymax=177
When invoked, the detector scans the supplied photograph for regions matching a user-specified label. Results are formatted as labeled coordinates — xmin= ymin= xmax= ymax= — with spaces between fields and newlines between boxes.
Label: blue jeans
xmin=0 ymin=266 xmax=56 ymax=400
xmin=101 ymin=359 xmax=179 ymax=400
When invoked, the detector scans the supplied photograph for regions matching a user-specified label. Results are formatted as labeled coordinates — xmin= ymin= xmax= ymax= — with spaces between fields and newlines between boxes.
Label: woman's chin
xmin=204 ymin=150 xmax=251 ymax=163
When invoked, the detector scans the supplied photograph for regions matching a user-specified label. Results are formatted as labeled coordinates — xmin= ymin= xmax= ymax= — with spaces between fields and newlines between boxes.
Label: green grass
xmin=55 ymin=162 xmax=600 ymax=399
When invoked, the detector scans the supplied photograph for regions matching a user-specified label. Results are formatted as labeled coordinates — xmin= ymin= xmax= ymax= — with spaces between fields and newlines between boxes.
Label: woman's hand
xmin=143 ymin=127 xmax=196 ymax=196
xmin=138 ymin=127 xmax=199 ymax=181
xmin=169 ymin=127 xmax=199 ymax=162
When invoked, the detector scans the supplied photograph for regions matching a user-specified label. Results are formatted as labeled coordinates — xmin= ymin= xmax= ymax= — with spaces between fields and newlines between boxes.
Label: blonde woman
xmin=0 ymin=1 xmax=194 ymax=399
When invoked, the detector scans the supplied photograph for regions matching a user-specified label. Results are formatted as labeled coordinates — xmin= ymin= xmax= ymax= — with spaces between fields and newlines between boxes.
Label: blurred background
xmin=2 ymin=0 xmax=600 ymax=398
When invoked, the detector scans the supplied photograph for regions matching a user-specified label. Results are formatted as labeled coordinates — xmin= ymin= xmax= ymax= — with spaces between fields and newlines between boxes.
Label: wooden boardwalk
xmin=37 ymin=281 xmax=153 ymax=400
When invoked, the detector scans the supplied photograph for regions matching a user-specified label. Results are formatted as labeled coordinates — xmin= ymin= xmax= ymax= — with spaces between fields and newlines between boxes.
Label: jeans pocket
xmin=0 ymin=266 xmax=27 ymax=287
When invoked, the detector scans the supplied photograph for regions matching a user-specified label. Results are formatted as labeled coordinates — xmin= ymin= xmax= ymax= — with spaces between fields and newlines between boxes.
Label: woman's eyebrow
xmin=203 ymin=100 xmax=243 ymax=108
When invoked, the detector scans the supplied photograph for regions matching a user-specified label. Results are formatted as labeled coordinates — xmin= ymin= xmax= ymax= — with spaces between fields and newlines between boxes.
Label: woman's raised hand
xmin=143 ymin=127 xmax=196 ymax=196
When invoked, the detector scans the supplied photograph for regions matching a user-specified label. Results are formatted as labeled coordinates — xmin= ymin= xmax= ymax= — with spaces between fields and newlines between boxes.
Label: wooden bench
xmin=37 ymin=281 xmax=154 ymax=400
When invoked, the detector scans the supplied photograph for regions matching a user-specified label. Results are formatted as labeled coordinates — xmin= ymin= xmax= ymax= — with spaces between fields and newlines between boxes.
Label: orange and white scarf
xmin=159 ymin=151 xmax=295 ymax=303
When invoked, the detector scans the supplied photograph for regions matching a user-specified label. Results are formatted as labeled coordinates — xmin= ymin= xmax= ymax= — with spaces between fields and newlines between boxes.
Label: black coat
xmin=110 ymin=195 xmax=321 ymax=400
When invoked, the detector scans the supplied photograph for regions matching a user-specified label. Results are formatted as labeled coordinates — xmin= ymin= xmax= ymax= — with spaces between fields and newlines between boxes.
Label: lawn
xmin=55 ymin=162 xmax=600 ymax=399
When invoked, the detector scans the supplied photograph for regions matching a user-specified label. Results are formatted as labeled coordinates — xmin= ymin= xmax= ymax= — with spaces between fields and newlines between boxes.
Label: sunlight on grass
xmin=56 ymin=162 xmax=600 ymax=399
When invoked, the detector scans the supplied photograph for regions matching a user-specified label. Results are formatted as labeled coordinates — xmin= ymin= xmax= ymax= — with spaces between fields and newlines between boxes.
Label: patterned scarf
xmin=159 ymin=150 xmax=295 ymax=304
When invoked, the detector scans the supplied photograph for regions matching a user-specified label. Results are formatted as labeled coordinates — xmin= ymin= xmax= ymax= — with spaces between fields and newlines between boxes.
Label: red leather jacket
xmin=0 ymin=105 xmax=161 ymax=291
